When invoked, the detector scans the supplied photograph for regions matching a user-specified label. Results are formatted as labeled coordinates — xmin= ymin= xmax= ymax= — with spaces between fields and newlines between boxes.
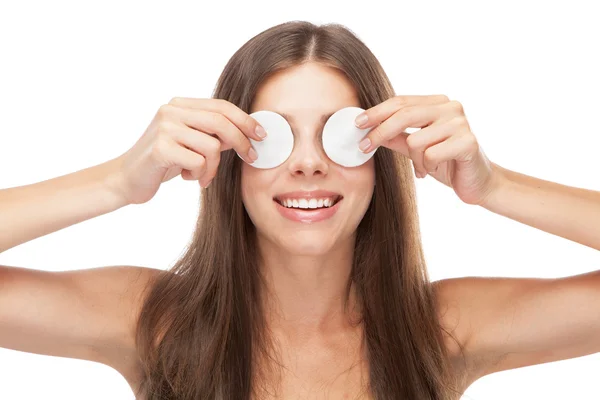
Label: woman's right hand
xmin=106 ymin=97 xmax=265 ymax=205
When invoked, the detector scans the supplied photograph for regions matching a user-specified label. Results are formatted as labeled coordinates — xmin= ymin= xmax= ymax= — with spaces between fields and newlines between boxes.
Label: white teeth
xmin=278 ymin=197 xmax=339 ymax=209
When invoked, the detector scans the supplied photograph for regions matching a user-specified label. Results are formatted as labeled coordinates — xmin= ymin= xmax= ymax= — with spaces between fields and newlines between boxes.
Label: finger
xmin=354 ymin=94 xmax=449 ymax=129
xmin=170 ymin=106 xmax=256 ymax=164
xmin=405 ymin=120 xmax=455 ymax=176
xmin=384 ymin=133 xmax=419 ymax=178
xmin=360 ymin=103 xmax=445 ymax=154
xmin=381 ymin=131 xmax=410 ymax=156
xmin=421 ymin=121 xmax=476 ymax=174
xmin=180 ymin=169 xmax=195 ymax=181
xmin=168 ymin=97 xmax=266 ymax=141
xmin=169 ymin=123 xmax=222 ymax=186
xmin=162 ymin=137 xmax=207 ymax=181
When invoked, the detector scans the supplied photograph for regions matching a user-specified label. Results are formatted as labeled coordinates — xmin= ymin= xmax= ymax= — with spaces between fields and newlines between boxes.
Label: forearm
xmin=481 ymin=163 xmax=600 ymax=251
xmin=0 ymin=158 xmax=128 ymax=253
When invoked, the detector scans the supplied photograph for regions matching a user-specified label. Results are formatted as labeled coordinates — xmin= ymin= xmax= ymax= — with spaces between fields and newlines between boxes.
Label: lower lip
xmin=274 ymin=198 xmax=342 ymax=223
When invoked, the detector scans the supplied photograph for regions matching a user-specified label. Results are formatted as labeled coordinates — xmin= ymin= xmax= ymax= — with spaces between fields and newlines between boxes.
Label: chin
xmin=278 ymin=234 xmax=336 ymax=256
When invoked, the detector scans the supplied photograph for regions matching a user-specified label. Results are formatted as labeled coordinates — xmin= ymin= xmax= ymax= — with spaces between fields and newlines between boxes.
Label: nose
xmin=285 ymin=132 xmax=329 ymax=177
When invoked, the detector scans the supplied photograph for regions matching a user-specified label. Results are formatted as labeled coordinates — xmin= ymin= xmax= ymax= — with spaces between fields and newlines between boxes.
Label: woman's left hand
xmin=355 ymin=95 xmax=504 ymax=206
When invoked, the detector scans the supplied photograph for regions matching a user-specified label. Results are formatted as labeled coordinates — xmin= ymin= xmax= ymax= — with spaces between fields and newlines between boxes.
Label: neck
xmin=257 ymin=234 xmax=362 ymax=338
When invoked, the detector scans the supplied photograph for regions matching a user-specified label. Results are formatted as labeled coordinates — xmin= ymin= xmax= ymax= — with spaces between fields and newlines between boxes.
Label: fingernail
xmin=355 ymin=113 xmax=368 ymax=127
xmin=206 ymin=179 xmax=213 ymax=187
xmin=359 ymin=138 xmax=371 ymax=152
xmin=248 ymin=147 xmax=258 ymax=162
xmin=255 ymin=125 xmax=266 ymax=138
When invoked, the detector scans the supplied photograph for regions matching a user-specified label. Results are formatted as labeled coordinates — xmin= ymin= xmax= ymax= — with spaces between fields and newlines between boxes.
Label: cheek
xmin=338 ymin=161 xmax=375 ymax=214
xmin=240 ymin=164 xmax=277 ymax=213
xmin=337 ymin=159 xmax=375 ymax=188
xmin=241 ymin=165 xmax=259 ymax=209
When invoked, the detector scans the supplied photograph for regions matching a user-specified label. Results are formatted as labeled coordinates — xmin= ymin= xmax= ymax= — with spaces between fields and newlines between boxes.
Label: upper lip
xmin=273 ymin=190 xmax=343 ymax=203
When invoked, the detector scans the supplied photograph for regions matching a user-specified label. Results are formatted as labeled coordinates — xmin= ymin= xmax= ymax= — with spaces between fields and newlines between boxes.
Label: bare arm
xmin=0 ymin=263 xmax=159 ymax=385
xmin=0 ymin=159 xmax=151 ymax=382
xmin=481 ymin=163 xmax=600 ymax=251
xmin=439 ymin=272 xmax=600 ymax=381
xmin=0 ymin=157 xmax=126 ymax=253
xmin=439 ymin=166 xmax=600 ymax=383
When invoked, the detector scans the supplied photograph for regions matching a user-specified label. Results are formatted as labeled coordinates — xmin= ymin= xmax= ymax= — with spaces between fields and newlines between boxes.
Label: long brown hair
xmin=134 ymin=21 xmax=464 ymax=399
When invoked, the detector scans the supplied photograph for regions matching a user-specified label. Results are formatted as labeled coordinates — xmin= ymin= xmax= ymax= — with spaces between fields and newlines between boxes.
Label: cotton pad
xmin=322 ymin=106 xmax=376 ymax=167
xmin=238 ymin=110 xmax=294 ymax=169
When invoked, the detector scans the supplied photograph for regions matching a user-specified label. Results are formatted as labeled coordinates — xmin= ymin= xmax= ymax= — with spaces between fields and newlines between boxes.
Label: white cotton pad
xmin=238 ymin=110 xmax=294 ymax=169
xmin=322 ymin=106 xmax=376 ymax=167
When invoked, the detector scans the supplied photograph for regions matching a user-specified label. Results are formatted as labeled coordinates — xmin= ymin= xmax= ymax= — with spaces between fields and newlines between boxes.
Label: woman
xmin=0 ymin=21 xmax=599 ymax=399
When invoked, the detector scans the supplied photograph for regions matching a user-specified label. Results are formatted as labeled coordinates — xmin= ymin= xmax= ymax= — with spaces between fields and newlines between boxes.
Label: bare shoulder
xmin=61 ymin=265 xmax=163 ymax=383
xmin=0 ymin=264 xmax=163 ymax=390
xmin=434 ymin=271 xmax=600 ymax=392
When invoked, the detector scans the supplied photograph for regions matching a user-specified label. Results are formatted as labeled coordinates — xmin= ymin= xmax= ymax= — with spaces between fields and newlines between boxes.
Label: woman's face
xmin=241 ymin=62 xmax=375 ymax=256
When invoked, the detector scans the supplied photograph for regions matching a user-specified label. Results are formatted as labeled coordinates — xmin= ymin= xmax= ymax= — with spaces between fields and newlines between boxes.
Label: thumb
xmin=382 ymin=131 xmax=410 ymax=157
xmin=162 ymin=166 xmax=183 ymax=183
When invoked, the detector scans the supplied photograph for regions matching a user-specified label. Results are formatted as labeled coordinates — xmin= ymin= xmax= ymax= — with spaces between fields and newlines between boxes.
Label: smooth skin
xmin=1 ymin=62 xmax=600 ymax=397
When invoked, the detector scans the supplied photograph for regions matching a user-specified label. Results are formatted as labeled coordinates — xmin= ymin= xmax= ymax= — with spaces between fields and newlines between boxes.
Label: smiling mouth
xmin=273 ymin=195 xmax=343 ymax=209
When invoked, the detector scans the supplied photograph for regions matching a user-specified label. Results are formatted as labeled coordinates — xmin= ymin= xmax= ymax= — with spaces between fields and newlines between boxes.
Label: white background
xmin=1 ymin=0 xmax=599 ymax=399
